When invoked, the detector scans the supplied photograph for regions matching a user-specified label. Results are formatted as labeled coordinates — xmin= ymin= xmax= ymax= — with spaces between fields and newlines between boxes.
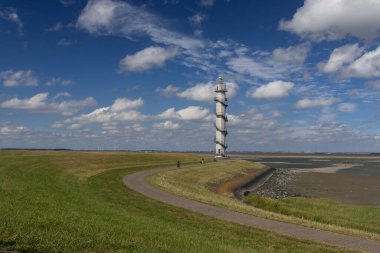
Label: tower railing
xmin=213 ymin=97 xmax=228 ymax=107
xmin=214 ymin=138 xmax=228 ymax=149
xmin=214 ymin=123 xmax=228 ymax=135
xmin=215 ymin=113 xmax=228 ymax=122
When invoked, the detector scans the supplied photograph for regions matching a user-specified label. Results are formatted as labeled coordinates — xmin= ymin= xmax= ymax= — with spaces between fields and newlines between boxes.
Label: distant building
xmin=214 ymin=77 xmax=228 ymax=157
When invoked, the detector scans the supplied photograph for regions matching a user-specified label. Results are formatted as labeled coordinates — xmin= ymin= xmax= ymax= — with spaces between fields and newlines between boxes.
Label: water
xmin=247 ymin=156 xmax=380 ymax=176
xmin=242 ymin=154 xmax=380 ymax=206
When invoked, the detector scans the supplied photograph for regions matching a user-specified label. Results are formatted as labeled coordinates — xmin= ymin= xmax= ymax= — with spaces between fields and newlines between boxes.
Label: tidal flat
xmin=233 ymin=153 xmax=380 ymax=206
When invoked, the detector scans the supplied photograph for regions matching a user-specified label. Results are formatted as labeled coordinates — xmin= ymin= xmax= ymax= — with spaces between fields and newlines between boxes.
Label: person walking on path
xmin=177 ymin=160 xmax=180 ymax=168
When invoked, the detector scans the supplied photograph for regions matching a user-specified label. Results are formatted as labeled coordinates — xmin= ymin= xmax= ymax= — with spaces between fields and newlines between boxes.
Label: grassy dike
xmin=150 ymin=159 xmax=380 ymax=241
xmin=0 ymin=151 xmax=350 ymax=252
xmin=246 ymin=194 xmax=380 ymax=235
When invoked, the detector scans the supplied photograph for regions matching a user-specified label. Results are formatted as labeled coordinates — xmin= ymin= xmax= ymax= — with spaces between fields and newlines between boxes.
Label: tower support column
xmin=214 ymin=77 xmax=228 ymax=157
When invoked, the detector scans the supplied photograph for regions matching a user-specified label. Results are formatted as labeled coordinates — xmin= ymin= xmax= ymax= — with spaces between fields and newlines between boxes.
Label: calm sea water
xmin=247 ymin=157 xmax=380 ymax=176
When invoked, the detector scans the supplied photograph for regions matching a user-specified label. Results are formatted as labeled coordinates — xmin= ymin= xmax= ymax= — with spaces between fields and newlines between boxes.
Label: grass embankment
xmin=151 ymin=160 xmax=380 ymax=241
xmin=0 ymin=151 xmax=349 ymax=252
xmin=246 ymin=195 xmax=380 ymax=235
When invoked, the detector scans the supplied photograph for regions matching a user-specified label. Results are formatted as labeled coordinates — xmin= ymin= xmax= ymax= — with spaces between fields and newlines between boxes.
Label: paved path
xmin=123 ymin=167 xmax=380 ymax=253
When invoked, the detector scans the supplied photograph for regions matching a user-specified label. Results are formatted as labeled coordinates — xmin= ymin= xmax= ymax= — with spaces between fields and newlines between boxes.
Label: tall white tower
xmin=214 ymin=77 xmax=228 ymax=157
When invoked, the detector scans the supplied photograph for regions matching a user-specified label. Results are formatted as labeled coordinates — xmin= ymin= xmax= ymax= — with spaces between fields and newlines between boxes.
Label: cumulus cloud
xmin=159 ymin=106 xmax=211 ymax=121
xmin=76 ymin=0 xmax=292 ymax=79
xmin=0 ymin=8 xmax=23 ymax=35
xmin=226 ymin=56 xmax=281 ymax=80
xmin=272 ymin=43 xmax=310 ymax=63
xmin=119 ymin=46 xmax=179 ymax=72
xmin=247 ymin=81 xmax=294 ymax=99
xmin=66 ymin=97 xmax=147 ymax=124
xmin=0 ymin=93 xmax=96 ymax=115
xmin=59 ymin=0 xmax=75 ymax=7
xmin=57 ymin=39 xmax=75 ymax=47
xmin=155 ymin=85 xmax=179 ymax=96
xmin=290 ymin=123 xmax=363 ymax=146
xmin=110 ymin=97 xmax=143 ymax=111
xmin=0 ymin=123 xmax=28 ymax=135
xmin=45 ymin=77 xmax=74 ymax=86
xmin=153 ymin=120 xmax=180 ymax=130
xmin=365 ymin=80 xmax=380 ymax=90
xmin=345 ymin=46 xmax=380 ymax=78
xmin=279 ymin=0 xmax=380 ymax=41
xmin=295 ymin=97 xmax=341 ymax=109
xmin=177 ymin=81 xmax=238 ymax=102
xmin=77 ymin=0 xmax=203 ymax=50
xmin=338 ymin=103 xmax=357 ymax=112
xmin=47 ymin=22 xmax=64 ymax=32
xmin=318 ymin=44 xmax=364 ymax=74
xmin=200 ymin=0 xmax=214 ymax=7
xmin=0 ymin=70 xmax=38 ymax=87
xmin=189 ymin=13 xmax=206 ymax=27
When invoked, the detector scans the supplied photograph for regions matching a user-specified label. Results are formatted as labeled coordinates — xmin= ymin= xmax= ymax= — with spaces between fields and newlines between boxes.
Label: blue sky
xmin=1 ymin=0 xmax=380 ymax=152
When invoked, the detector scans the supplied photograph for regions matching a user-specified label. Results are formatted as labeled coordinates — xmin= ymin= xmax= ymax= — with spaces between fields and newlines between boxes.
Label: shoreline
xmin=251 ymin=167 xmax=380 ymax=206
xmin=233 ymin=167 xmax=275 ymax=200
xmin=294 ymin=163 xmax=362 ymax=174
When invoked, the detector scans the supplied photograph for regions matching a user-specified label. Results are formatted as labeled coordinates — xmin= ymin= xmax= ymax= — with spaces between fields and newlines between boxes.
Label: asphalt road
xmin=123 ymin=166 xmax=380 ymax=253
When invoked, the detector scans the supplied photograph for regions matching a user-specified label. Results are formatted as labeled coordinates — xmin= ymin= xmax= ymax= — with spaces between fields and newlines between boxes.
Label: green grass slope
xmin=246 ymin=195 xmax=380 ymax=235
xmin=151 ymin=159 xmax=380 ymax=240
xmin=0 ymin=151 xmax=351 ymax=252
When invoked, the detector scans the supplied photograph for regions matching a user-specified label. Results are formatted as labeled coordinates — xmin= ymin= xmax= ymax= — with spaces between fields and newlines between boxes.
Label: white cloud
xmin=156 ymin=85 xmax=179 ymax=96
xmin=53 ymin=92 xmax=71 ymax=100
xmin=0 ymin=70 xmax=38 ymax=87
xmin=200 ymin=0 xmax=215 ymax=7
xmin=153 ymin=120 xmax=180 ymax=130
xmin=318 ymin=44 xmax=364 ymax=74
xmin=226 ymin=109 xmax=278 ymax=131
xmin=226 ymin=56 xmax=281 ymax=80
xmin=0 ymin=8 xmax=23 ymax=35
xmin=366 ymin=80 xmax=380 ymax=90
xmin=77 ymin=0 xmax=203 ymax=50
xmin=45 ymin=77 xmax=74 ymax=86
xmin=193 ymin=29 xmax=203 ymax=37
xmin=1 ymin=93 xmax=48 ymax=109
xmin=345 ymin=46 xmax=380 ymax=78
xmin=295 ymin=97 xmax=341 ymax=109
xmin=110 ymin=97 xmax=143 ymax=112
xmin=247 ymin=80 xmax=294 ymax=99
xmin=159 ymin=106 xmax=211 ymax=121
xmin=51 ymin=122 xmax=65 ymax=128
xmin=0 ymin=123 xmax=28 ymax=135
xmin=59 ymin=0 xmax=75 ymax=7
xmin=189 ymin=13 xmax=206 ymax=27
xmin=68 ymin=123 xmax=82 ymax=130
xmin=338 ymin=103 xmax=357 ymax=112
xmin=67 ymin=98 xmax=147 ymax=124
xmin=177 ymin=81 xmax=238 ymax=102
xmin=119 ymin=46 xmax=179 ymax=72
xmin=57 ymin=39 xmax=75 ymax=47
xmin=0 ymin=93 xmax=96 ymax=115
xmin=279 ymin=0 xmax=380 ymax=41
xmin=272 ymin=43 xmax=310 ymax=63
xmin=47 ymin=22 xmax=63 ymax=32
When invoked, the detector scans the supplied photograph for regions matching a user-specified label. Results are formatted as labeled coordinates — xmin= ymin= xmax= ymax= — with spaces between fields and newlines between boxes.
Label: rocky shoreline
xmin=249 ymin=168 xmax=380 ymax=206
xmin=251 ymin=168 xmax=301 ymax=199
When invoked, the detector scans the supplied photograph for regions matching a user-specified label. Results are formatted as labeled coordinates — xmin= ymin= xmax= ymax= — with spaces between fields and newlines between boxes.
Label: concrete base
xmin=214 ymin=154 xmax=228 ymax=159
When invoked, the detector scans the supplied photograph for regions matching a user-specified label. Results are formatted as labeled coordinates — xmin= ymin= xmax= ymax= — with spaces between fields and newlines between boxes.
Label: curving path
xmin=123 ymin=166 xmax=380 ymax=253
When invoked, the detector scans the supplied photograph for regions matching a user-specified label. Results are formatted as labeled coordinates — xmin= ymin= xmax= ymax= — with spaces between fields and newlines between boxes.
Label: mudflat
xmin=287 ymin=172 xmax=380 ymax=206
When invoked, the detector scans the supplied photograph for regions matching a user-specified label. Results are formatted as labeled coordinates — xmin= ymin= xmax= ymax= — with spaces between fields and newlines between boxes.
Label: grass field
xmin=151 ymin=159 xmax=380 ymax=241
xmin=0 ymin=151 xmax=350 ymax=252
xmin=246 ymin=195 xmax=380 ymax=235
